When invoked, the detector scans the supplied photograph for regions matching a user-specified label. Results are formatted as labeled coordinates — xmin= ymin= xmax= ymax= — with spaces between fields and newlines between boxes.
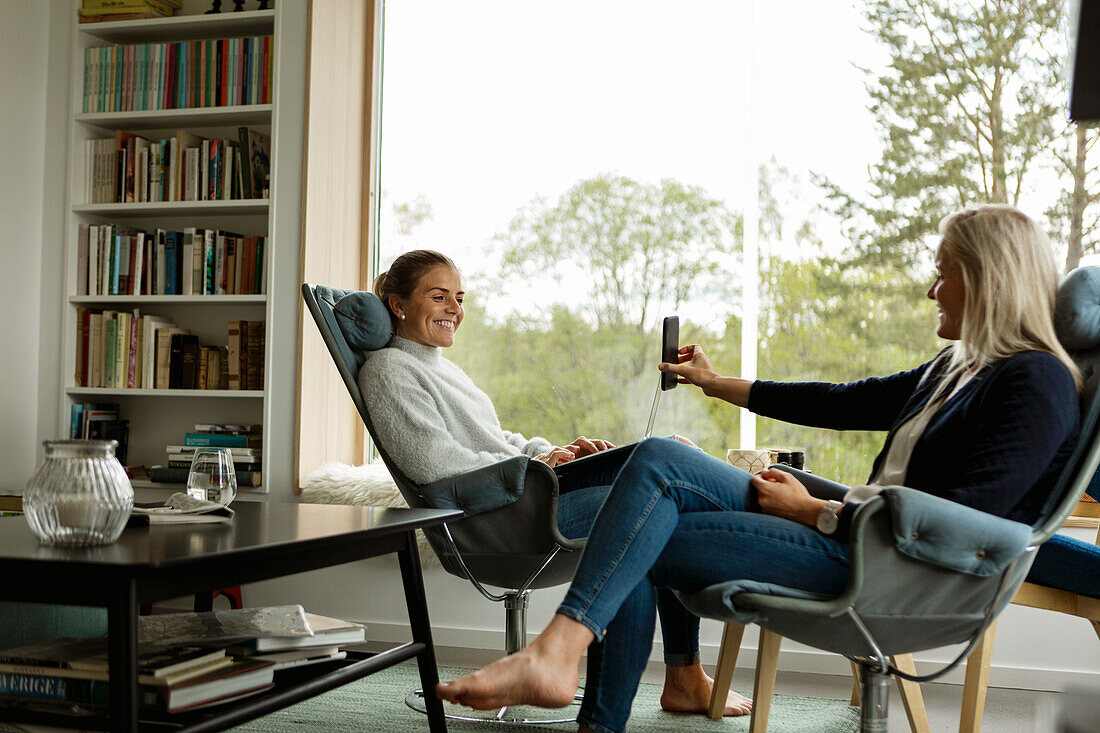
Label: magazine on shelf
xmin=227 ymin=613 xmax=366 ymax=653
xmin=136 ymin=605 xmax=312 ymax=648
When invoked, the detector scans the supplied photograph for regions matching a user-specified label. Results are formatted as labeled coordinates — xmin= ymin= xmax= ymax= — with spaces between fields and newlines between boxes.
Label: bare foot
xmin=437 ymin=614 xmax=593 ymax=711
xmin=660 ymin=663 xmax=752 ymax=716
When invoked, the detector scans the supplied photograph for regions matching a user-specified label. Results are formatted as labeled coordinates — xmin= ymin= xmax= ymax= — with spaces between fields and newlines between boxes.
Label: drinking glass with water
xmin=186 ymin=448 xmax=237 ymax=506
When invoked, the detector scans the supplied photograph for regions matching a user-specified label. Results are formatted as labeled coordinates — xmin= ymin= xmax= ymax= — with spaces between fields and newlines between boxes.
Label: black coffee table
xmin=0 ymin=501 xmax=461 ymax=732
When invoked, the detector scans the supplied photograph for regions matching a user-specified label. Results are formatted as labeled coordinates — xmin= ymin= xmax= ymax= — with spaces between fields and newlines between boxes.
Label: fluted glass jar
xmin=24 ymin=440 xmax=134 ymax=547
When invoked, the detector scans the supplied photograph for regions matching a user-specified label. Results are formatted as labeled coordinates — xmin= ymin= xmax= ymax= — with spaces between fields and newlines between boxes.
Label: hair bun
xmin=372 ymin=270 xmax=389 ymax=299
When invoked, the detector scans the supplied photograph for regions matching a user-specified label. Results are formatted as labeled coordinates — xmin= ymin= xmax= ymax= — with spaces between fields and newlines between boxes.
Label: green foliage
xmin=449 ymin=301 xmax=653 ymax=446
xmin=391 ymin=194 xmax=434 ymax=236
xmin=494 ymin=173 xmax=739 ymax=333
xmin=1045 ymin=123 xmax=1100 ymax=270
xmin=754 ymin=253 xmax=942 ymax=484
xmin=830 ymin=0 xmax=1065 ymax=270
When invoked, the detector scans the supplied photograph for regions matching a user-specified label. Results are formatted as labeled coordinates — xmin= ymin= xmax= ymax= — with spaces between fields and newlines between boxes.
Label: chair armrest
xmin=687 ymin=490 xmax=1034 ymax=624
xmin=422 ymin=455 xmax=585 ymax=556
xmin=419 ymin=455 xmax=529 ymax=516
xmin=878 ymin=487 xmax=1032 ymax=577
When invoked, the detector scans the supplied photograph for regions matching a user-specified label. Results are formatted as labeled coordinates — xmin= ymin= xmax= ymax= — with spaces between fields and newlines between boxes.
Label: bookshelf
xmin=60 ymin=3 xmax=283 ymax=494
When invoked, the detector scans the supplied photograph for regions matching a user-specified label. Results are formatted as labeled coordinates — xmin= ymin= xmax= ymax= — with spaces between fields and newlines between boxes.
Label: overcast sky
xmin=378 ymin=0 xmax=889 ymax=319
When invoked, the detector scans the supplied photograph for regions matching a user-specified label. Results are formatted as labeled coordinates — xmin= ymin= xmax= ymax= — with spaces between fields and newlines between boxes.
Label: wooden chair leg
xmin=749 ymin=629 xmax=782 ymax=733
xmin=960 ymin=621 xmax=998 ymax=733
xmin=708 ymin=622 xmax=746 ymax=719
xmin=849 ymin=660 xmax=861 ymax=706
xmin=890 ymin=653 xmax=930 ymax=733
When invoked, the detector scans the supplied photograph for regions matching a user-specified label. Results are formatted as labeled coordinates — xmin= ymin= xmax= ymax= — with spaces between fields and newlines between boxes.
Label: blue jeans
xmin=555 ymin=450 xmax=701 ymax=668
xmin=558 ymin=438 xmax=852 ymax=733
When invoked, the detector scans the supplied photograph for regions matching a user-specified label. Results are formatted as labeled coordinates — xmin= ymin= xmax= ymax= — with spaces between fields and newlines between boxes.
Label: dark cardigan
xmin=748 ymin=350 xmax=1080 ymax=525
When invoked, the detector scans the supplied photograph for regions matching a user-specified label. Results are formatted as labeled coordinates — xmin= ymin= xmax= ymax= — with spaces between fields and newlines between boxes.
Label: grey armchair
xmin=679 ymin=266 xmax=1100 ymax=732
xmin=301 ymin=283 xmax=585 ymax=723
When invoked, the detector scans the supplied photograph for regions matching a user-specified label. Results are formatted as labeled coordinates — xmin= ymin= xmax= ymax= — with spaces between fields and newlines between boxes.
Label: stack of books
xmin=0 ymin=605 xmax=365 ymax=717
xmin=0 ymin=638 xmax=274 ymax=714
xmin=140 ymin=606 xmax=365 ymax=673
xmin=78 ymin=0 xmax=179 ymax=24
xmin=225 ymin=612 xmax=365 ymax=672
xmin=150 ymin=423 xmax=262 ymax=486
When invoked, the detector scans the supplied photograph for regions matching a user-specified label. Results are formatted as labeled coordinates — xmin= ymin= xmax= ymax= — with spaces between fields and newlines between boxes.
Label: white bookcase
xmin=59 ymin=4 xmax=284 ymax=494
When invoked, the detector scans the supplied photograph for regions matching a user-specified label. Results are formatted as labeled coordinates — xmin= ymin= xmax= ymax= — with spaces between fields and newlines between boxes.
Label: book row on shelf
xmin=86 ymin=127 xmax=270 ymax=204
xmin=82 ymin=34 xmax=273 ymax=113
xmin=74 ymin=310 xmax=264 ymax=391
xmin=77 ymin=224 xmax=266 ymax=296
xmin=65 ymin=411 xmax=264 ymax=487
xmin=0 ymin=605 xmax=362 ymax=716
xmin=79 ymin=0 xmax=181 ymax=24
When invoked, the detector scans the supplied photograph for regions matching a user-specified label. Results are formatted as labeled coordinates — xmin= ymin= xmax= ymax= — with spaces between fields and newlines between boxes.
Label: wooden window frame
xmin=294 ymin=0 xmax=383 ymax=490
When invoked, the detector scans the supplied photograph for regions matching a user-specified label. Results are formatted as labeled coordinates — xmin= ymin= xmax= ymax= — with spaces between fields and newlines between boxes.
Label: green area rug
xmin=233 ymin=662 xmax=860 ymax=732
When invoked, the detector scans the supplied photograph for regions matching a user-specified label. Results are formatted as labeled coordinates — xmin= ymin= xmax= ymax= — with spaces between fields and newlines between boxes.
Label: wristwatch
xmin=815 ymin=500 xmax=844 ymax=535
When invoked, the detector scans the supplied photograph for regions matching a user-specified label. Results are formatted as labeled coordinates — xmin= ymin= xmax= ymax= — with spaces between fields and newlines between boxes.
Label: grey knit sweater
xmin=358 ymin=336 xmax=553 ymax=484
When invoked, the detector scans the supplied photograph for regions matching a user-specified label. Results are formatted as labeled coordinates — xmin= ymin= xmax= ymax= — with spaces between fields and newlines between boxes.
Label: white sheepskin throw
xmin=301 ymin=461 xmax=440 ymax=567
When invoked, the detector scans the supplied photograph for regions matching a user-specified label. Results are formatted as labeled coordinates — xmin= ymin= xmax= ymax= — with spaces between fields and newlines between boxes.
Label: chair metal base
xmin=857 ymin=664 xmax=891 ymax=733
xmin=405 ymin=689 xmax=583 ymax=725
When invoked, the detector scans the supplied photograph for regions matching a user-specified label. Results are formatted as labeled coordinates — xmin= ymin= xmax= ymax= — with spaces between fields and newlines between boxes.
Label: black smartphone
xmin=660 ymin=316 xmax=679 ymax=391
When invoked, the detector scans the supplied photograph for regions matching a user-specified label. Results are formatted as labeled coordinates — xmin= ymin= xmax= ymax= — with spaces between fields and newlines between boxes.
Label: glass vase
xmin=23 ymin=440 xmax=134 ymax=547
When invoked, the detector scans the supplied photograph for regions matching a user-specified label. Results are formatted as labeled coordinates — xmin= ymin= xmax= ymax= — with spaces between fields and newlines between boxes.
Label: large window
xmin=374 ymin=1 xmax=1092 ymax=484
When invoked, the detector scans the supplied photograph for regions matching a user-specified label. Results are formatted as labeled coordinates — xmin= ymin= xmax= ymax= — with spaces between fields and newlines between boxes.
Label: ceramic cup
xmin=725 ymin=448 xmax=778 ymax=474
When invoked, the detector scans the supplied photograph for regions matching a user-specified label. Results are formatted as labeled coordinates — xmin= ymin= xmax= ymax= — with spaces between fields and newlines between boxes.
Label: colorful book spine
xmin=0 ymin=672 xmax=80 ymax=701
xmin=183 ymin=433 xmax=260 ymax=448
xmin=82 ymin=36 xmax=272 ymax=113
xmin=0 ymin=670 xmax=161 ymax=709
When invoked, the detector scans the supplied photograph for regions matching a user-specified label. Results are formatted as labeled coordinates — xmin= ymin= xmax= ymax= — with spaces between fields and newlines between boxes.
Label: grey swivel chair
xmin=301 ymin=283 xmax=585 ymax=724
xmin=678 ymin=266 xmax=1100 ymax=732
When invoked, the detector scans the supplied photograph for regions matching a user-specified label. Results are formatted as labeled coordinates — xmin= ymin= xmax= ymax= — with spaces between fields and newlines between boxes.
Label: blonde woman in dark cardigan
xmin=438 ymin=205 xmax=1082 ymax=733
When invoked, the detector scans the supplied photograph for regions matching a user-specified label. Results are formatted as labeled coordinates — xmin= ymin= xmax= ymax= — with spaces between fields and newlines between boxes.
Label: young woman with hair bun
xmin=360 ymin=249 xmax=753 ymax=719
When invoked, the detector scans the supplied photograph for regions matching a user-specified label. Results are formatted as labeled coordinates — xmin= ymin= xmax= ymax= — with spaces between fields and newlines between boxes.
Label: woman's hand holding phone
xmin=659 ymin=344 xmax=718 ymax=390
xmin=659 ymin=344 xmax=753 ymax=407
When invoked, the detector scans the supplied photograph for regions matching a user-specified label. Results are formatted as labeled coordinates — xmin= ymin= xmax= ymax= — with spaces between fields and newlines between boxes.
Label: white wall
xmin=0 ymin=0 xmax=70 ymax=490
xmin=5 ymin=0 xmax=1099 ymax=693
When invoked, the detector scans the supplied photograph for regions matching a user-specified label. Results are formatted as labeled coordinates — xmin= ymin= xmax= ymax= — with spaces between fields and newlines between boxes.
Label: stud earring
xmin=399 ymin=314 xmax=406 ymax=320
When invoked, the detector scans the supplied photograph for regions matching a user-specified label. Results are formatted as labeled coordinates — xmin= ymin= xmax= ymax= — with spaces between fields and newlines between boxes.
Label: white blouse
xmin=850 ymin=370 xmax=977 ymax=498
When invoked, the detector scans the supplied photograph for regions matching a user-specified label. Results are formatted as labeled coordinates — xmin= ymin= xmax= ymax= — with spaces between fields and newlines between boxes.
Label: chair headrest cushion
xmin=334 ymin=291 xmax=393 ymax=352
xmin=1056 ymin=267 xmax=1100 ymax=351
